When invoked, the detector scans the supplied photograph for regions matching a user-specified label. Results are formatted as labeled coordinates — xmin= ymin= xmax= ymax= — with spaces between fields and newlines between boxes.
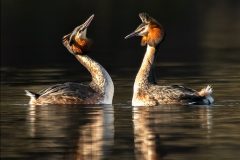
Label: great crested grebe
xmin=25 ymin=15 xmax=114 ymax=105
xmin=125 ymin=13 xmax=214 ymax=106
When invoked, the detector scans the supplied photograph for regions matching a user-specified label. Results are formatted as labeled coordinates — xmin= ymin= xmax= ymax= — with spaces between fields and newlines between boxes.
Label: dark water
xmin=1 ymin=61 xmax=240 ymax=160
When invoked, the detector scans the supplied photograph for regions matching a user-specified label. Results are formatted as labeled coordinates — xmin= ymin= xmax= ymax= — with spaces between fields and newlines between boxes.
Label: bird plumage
xmin=25 ymin=14 xmax=114 ymax=105
xmin=126 ymin=13 xmax=214 ymax=106
xmin=26 ymin=82 xmax=101 ymax=105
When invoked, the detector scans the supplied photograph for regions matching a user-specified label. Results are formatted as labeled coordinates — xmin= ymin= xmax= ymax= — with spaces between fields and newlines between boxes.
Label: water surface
xmin=1 ymin=63 xmax=240 ymax=160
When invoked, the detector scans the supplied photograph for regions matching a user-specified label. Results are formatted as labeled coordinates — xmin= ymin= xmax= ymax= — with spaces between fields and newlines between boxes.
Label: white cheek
xmin=77 ymin=29 xmax=87 ymax=39
xmin=140 ymin=26 xmax=149 ymax=36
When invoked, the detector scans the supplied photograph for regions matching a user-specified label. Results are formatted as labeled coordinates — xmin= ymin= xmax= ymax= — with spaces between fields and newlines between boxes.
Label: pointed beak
xmin=125 ymin=30 xmax=139 ymax=39
xmin=82 ymin=14 xmax=94 ymax=30
xmin=69 ymin=14 xmax=94 ymax=45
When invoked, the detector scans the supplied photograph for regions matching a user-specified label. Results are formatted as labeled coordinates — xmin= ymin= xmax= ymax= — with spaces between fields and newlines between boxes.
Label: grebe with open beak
xmin=125 ymin=13 xmax=214 ymax=106
xmin=25 ymin=15 xmax=114 ymax=105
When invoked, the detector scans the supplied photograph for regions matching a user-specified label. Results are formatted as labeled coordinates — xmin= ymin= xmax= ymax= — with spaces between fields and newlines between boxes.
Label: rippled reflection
xmin=1 ymin=62 xmax=240 ymax=159
xmin=133 ymin=105 xmax=213 ymax=160
xmin=26 ymin=105 xmax=114 ymax=160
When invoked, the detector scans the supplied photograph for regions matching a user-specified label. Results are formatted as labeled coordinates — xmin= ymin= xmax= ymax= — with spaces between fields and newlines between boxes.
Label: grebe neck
xmin=75 ymin=55 xmax=114 ymax=101
xmin=134 ymin=45 xmax=156 ymax=88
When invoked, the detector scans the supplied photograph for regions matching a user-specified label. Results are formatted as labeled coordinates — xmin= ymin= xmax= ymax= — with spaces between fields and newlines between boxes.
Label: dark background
xmin=1 ymin=0 xmax=240 ymax=68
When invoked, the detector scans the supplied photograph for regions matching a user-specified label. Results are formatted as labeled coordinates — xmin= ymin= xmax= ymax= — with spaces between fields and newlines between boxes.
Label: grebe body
xmin=125 ymin=13 xmax=214 ymax=106
xmin=25 ymin=15 xmax=114 ymax=105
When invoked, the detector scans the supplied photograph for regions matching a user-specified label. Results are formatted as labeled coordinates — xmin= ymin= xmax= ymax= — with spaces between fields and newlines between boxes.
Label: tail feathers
xmin=198 ymin=85 xmax=213 ymax=97
xmin=25 ymin=90 xmax=40 ymax=100
xmin=197 ymin=85 xmax=214 ymax=105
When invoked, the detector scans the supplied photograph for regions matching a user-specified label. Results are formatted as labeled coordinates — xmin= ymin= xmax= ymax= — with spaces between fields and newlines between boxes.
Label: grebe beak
xmin=81 ymin=14 xmax=95 ymax=31
xmin=69 ymin=14 xmax=94 ymax=45
xmin=125 ymin=12 xmax=152 ymax=39
xmin=125 ymin=30 xmax=140 ymax=39
xmin=125 ymin=23 xmax=146 ymax=39
xmin=125 ymin=22 xmax=147 ymax=39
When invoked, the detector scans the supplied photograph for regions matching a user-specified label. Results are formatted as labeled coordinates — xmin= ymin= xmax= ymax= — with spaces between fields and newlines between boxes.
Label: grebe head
xmin=125 ymin=13 xmax=164 ymax=47
xmin=63 ymin=14 xmax=94 ymax=54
